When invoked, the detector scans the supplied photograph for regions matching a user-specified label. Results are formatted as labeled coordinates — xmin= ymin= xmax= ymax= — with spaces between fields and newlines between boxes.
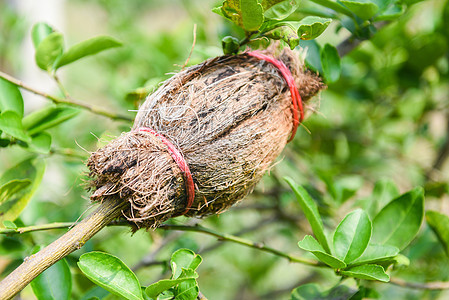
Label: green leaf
xmin=78 ymin=252 xmax=143 ymax=300
xmin=0 ymin=111 xmax=30 ymax=142
xmin=145 ymin=271 xmax=198 ymax=298
xmin=262 ymin=0 xmax=300 ymax=20
xmin=349 ymin=244 xmax=399 ymax=266
xmin=339 ymin=264 xmax=390 ymax=282
xmin=241 ymin=0 xmax=264 ymax=31
xmin=291 ymin=283 xmax=357 ymax=300
xmin=219 ymin=0 xmax=264 ymax=32
xmin=296 ymin=16 xmax=332 ymax=40
xmin=2 ymin=220 xmax=17 ymax=229
xmin=0 ymin=158 xmax=45 ymax=224
xmin=372 ymin=187 xmax=424 ymax=250
xmin=320 ymin=44 xmax=341 ymax=83
xmin=426 ymin=211 xmax=449 ymax=256
xmin=170 ymin=249 xmax=202 ymax=279
xmin=374 ymin=3 xmax=405 ymax=21
xmin=26 ymin=132 xmax=52 ymax=154
xmin=0 ymin=77 xmax=24 ymax=117
xmin=333 ymin=209 xmax=372 ymax=263
xmin=340 ymin=0 xmax=379 ymax=20
xmin=22 ymin=105 xmax=79 ymax=136
xmin=31 ymin=258 xmax=72 ymax=300
xmin=298 ymin=235 xmax=346 ymax=269
xmin=55 ymin=36 xmax=122 ymax=69
xmin=35 ymin=32 xmax=64 ymax=71
xmin=366 ymin=179 xmax=400 ymax=218
xmin=175 ymin=278 xmax=198 ymax=300
xmin=221 ymin=36 xmax=240 ymax=55
xmin=285 ymin=178 xmax=331 ymax=253
xmin=31 ymin=22 xmax=55 ymax=49
xmin=0 ymin=180 xmax=31 ymax=205
xmin=264 ymin=25 xmax=300 ymax=49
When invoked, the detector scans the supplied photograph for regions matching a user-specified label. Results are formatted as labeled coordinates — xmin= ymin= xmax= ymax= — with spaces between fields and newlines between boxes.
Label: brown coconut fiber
xmin=87 ymin=45 xmax=325 ymax=229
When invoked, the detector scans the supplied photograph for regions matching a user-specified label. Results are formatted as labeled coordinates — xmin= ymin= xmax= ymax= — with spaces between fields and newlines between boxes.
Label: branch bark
xmin=0 ymin=199 xmax=127 ymax=300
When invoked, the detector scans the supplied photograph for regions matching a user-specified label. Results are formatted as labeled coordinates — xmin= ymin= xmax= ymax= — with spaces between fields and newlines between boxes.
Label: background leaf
xmin=426 ymin=211 xmax=449 ymax=256
xmin=78 ymin=252 xmax=143 ymax=300
xmin=35 ymin=32 xmax=64 ymax=71
xmin=30 ymin=258 xmax=72 ymax=300
xmin=22 ymin=105 xmax=79 ymax=136
xmin=320 ymin=44 xmax=341 ymax=83
xmin=31 ymin=22 xmax=54 ymax=49
xmin=333 ymin=209 xmax=372 ymax=263
xmin=0 ymin=77 xmax=24 ymax=117
xmin=55 ymin=36 xmax=122 ymax=69
xmin=372 ymin=187 xmax=424 ymax=250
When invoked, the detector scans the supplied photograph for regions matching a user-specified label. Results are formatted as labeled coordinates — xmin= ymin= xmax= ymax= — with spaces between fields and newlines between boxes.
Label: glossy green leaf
xmin=31 ymin=258 xmax=72 ymax=300
xmin=296 ymin=16 xmax=332 ymax=40
xmin=80 ymin=286 xmax=110 ymax=300
xmin=298 ymin=235 xmax=346 ymax=269
xmin=339 ymin=264 xmax=389 ymax=282
xmin=349 ymin=244 xmax=399 ymax=266
xmin=372 ymin=187 xmax=424 ymax=250
xmin=26 ymin=132 xmax=52 ymax=154
xmin=2 ymin=220 xmax=17 ymax=229
xmin=426 ymin=211 xmax=449 ymax=256
xmin=0 ymin=158 xmax=45 ymax=224
xmin=222 ymin=36 xmax=240 ymax=55
xmin=0 ymin=78 xmax=24 ymax=117
xmin=340 ymin=0 xmax=379 ymax=20
xmin=175 ymin=278 xmax=198 ymax=300
xmin=286 ymin=178 xmax=331 ymax=253
xmin=0 ymin=111 xmax=30 ymax=142
xmin=55 ymin=36 xmax=122 ymax=69
xmin=333 ymin=209 xmax=372 ymax=263
xmin=263 ymin=0 xmax=300 ymax=20
xmin=31 ymin=22 xmax=54 ymax=49
xmin=145 ymin=271 xmax=197 ymax=298
xmin=22 ymin=105 xmax=79 ymax=136
xmin=374 ymin=3 xmax=405 ymax=21
xmin=170 ymin=249 xmax=202 ymax=279
xmin=78 ymin=252 xmax=143 ymax=300
xmin=320 ymin=44 xmax=341 ymax=83
xmin=35 ymin=32 xmax=64 ymax=71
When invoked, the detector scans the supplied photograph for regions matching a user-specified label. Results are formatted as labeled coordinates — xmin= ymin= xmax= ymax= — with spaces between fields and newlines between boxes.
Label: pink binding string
xmin=138 ymin=127 xmax=195 ymax=215
xmin=247 ymin=51 xmax=304 ymax=142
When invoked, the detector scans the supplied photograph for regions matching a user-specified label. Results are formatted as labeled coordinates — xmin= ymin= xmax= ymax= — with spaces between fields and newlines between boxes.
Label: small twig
xmin=159 ymin=224 xmax=322 ymax=267
xmin=389 ymin=277 xmax=449 ymax=290
xmin=50 ymin=148 xmax=89 ymax=160
xmin=181 ymin=24 xmax=197 ymax=69
xmin=428 ymin=112 xmax=449 ymax=176
xmin=0 ymin=70 xmax=132 ymax=122
xmin=51 ymin=72 xmax=70 ymax=98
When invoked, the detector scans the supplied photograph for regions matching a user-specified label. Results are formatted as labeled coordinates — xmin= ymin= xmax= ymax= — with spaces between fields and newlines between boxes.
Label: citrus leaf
xmin=0 ymin=78 xmax=24 ymax=117
xmin=145 ymin=271 xmax=197 ymax=298
xmin=0 ymin=111 xmax=30 ymax=142
xmin=78 ymin=252 xmax=143 ymax=300
xmin=372 ymin=187 xmax=424 ymax=250
xmin=426 ymin=211 xmax=449 ymax=256
xmin=263 ymin=0 xmax=300 ymax=20
xmin=31 ymin=258 xmax=72 ymax=300
xmin=241 ymin=0 xmax=264 ymax=31
xmin=320 ymin=44 xmax=341 ymax=83
xmin=366 ymin=179 xmax=400 ymax=218
xmin=0 ymin=180 xmax=31 ymax=205
xmin=170 ymin=249 xmax=202 ymax=280
xmin=264 ymin=25 xmax=300 ymax=49
xmin=22 ymin=105 xmax=79 ymax=136
xmin=286 ymin=178 xmax=331 ymax=253
xmin=339 ymin=264 xmax=390 ymax=282
xmin=26 ymin=132 xmax=52 ymax=154
xmin=296 ymin=16 xmax=332 ymax=40
xmin=333 ymin=209 xmax=372 ymax=264
xmin=298 ymin=235 xmax=346 ymax=269
xmin=31 ymin=22 xmax=55 ymax=49
xmin=35 ymin=32 xmax=64 ymax=71
xmin=175 ymin=278 xmax=199 ymax=300
xmin=55 ymin=36 xmax=122 ymax=69
xmin=349 ymin=243 xmax=399 ymax=266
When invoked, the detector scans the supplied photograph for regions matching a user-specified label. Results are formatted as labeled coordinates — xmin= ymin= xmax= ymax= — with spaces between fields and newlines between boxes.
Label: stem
xmin=308 ymin=0 xmax=354 ymax=18
xmin=0 ymin=199 xmax=128 ymax=300
xmin=0 ymin=70 xmax=132 ymax=122
xmin=159 ymin=224 xmax=322 ymax=267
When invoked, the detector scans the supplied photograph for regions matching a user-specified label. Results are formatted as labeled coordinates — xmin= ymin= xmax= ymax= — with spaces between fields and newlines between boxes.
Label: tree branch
xmin=389 ymin=277 xmax=449 ymax=290
xmin=0 ymin=199 xmax=128 ymax=300
xmin=0 ymin=70 xmax=132 ymax=122
xmin=158 ymin=224 xmax=322 ymax=267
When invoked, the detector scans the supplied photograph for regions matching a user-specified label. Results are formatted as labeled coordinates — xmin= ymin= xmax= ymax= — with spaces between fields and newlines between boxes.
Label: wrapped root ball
xmin=87 ymin=46 xmax=324 ymax=229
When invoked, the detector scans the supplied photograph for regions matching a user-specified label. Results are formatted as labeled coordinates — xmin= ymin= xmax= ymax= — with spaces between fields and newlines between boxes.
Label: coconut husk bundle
xmin=87 ymin=45 xmax=324 ymax=229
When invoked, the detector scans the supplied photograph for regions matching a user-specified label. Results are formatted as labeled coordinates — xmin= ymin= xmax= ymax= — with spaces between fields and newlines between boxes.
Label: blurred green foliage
xmin=1 ymin=0 xmax=449 ymax=299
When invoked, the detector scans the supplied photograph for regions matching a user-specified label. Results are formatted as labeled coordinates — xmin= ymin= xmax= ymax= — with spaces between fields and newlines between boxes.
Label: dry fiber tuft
xmin=87 ymin=46 xmax=325 ymax=229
